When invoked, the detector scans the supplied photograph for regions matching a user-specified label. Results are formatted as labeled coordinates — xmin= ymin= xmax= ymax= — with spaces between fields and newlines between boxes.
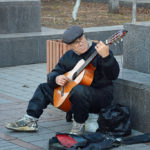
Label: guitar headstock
xmin=106 ymin=29 xmax=128 ymax=45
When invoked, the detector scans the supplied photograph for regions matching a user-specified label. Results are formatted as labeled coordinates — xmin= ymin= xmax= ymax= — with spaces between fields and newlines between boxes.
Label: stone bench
xmin=113 ymin=68 xmax=150 ymax=133
xmin=114 ymin=22 xmax=150 ymax=133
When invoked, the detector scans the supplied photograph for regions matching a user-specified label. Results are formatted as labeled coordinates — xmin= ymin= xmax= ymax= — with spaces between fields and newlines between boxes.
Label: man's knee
xmin=70 ymin=85 xmax=85 ymax=99
xmin=38 ymin=83 xmax=49 ymax=89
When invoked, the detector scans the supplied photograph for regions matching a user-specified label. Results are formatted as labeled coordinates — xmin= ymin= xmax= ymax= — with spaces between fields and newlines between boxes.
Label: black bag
xmin=97 ymin=103 xmax=131 ymax=137
xmin=49 ymin=132 xmax=118 ymax=150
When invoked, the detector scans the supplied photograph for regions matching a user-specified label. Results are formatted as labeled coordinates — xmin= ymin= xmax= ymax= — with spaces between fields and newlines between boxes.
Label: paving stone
xmin=1 ymin=62 xmax=150 ymax=150
xmin=39 ymin=119 xmax=68 ymax=128
xmin=9 ymin=147 xmax=28 ymax=150
xmin=0 ymin=142 xmax=22 ymax=150
xmin=47 ymin=124 xmax=72 ymax=133
xmin=112 ymin=144 xmax=150 ymax=150
xmin=0 ymin=140 xmax=11 ymax=144
xmin=21 ymin=132 xmax=55 ymax=142
xmin=0 ymin=97 xmax=12 ymax=104
xmin=31 ymin=139 xmax=49 ymax=150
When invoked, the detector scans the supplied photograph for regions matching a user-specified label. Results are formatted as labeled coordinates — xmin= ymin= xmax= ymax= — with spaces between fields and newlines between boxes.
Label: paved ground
xmin=0 ymin=56 xmax=150 ymax=150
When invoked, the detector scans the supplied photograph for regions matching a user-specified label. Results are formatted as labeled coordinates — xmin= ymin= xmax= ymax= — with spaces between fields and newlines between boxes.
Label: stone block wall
xmin=0 ymin=25 xmax=123 ymax=68
xmin=0 ymin=0 xmax=41 ymax=34
xmin=123 ymin=23 xmax=150 ymax=74
xmin=113 ymin=68 xmax=150 ymax=132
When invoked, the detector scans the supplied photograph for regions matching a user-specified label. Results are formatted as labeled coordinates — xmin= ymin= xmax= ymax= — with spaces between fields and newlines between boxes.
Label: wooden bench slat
xmin=50 ymin=40 xmax=53 ymax=73
xmin=46 ymin=40 xmax=50 ymax=74
xmin=46 ymin=40 xmax=71 ymax=74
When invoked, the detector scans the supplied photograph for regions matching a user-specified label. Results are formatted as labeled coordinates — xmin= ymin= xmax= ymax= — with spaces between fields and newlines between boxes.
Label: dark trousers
xmin=27 ymin=83 xmax=113 ymax=123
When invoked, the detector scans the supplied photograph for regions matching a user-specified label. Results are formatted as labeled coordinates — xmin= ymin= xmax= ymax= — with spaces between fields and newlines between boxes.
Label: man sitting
xmin=5 ymin=25 xmax=120 ymax=135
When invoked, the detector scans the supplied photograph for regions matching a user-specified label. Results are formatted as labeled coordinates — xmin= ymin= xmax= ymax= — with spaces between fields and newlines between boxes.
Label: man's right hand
xmin=55 ymin=75 xmax=70 ymax=86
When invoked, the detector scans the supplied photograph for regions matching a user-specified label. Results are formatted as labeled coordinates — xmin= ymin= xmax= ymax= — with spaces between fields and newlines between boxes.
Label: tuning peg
xmin=105 ymin=40 xmax=108 ymax=45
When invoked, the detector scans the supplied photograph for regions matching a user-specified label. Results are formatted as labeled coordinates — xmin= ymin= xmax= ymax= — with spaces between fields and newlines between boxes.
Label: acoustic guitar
xmin=53 ymin=29 xmax=127 ymax=112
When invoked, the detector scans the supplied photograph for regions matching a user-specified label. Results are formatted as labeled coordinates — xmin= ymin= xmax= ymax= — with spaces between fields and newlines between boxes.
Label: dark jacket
xmin=47 ymin=42 xmax=119 ymax=89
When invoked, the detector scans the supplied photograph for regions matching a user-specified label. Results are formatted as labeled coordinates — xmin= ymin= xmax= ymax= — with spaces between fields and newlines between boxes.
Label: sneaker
xmin=85 ymin=113 xmax=99 ymax=133
xmin=5 ymin=115 xmax=38 ymax=132
xmin=70 ymin=119 xmax=85 ymax=135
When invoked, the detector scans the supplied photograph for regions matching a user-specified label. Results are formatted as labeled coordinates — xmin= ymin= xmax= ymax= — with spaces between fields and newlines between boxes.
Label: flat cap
xmin=63 ymin=25 xmax=84 ymax=44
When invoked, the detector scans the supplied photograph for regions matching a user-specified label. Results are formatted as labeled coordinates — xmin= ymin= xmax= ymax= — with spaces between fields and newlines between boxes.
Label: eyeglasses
xmin=72 ymin=35 xmax=85 ymax=45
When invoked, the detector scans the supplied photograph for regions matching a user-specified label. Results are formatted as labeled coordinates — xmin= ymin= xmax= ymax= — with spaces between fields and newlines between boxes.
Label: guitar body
xmin=53 ymin=59 xmax=96 ymax=112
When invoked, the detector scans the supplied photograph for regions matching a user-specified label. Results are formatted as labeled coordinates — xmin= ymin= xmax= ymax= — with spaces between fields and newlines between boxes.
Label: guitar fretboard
xmin=72 ymin=50 xmax=98 ymax=80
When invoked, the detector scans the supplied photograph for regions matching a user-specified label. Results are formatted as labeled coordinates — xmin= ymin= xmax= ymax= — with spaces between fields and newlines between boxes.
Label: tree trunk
xmin=72 ymin=0 xmax=81 ymax=21
xmin=109 ymin=0 xmax=119 ymax=14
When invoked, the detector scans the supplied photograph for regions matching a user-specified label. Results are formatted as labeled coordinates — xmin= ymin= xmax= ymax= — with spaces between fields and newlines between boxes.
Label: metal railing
xmin=120 ymin=0 xmax=150 ymax=24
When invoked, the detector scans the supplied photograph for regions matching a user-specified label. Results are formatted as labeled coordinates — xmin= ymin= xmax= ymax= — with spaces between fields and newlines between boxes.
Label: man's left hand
xmin=95 ymin=41 xmax=109 ymax=58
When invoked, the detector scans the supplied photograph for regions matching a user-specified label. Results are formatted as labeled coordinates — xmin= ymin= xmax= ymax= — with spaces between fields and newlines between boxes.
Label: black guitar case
xmin=49 ymin=132 xmax=150 ymax=150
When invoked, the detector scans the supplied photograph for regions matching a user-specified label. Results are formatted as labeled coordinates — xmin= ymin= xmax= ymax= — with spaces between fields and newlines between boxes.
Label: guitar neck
xmin=72 ymin=50 xmax=98 ymax=80
xmin=84 ymin=40 xmax=108 ymax=67
xmin=78 ymin=50 xmax=98 ymax=71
